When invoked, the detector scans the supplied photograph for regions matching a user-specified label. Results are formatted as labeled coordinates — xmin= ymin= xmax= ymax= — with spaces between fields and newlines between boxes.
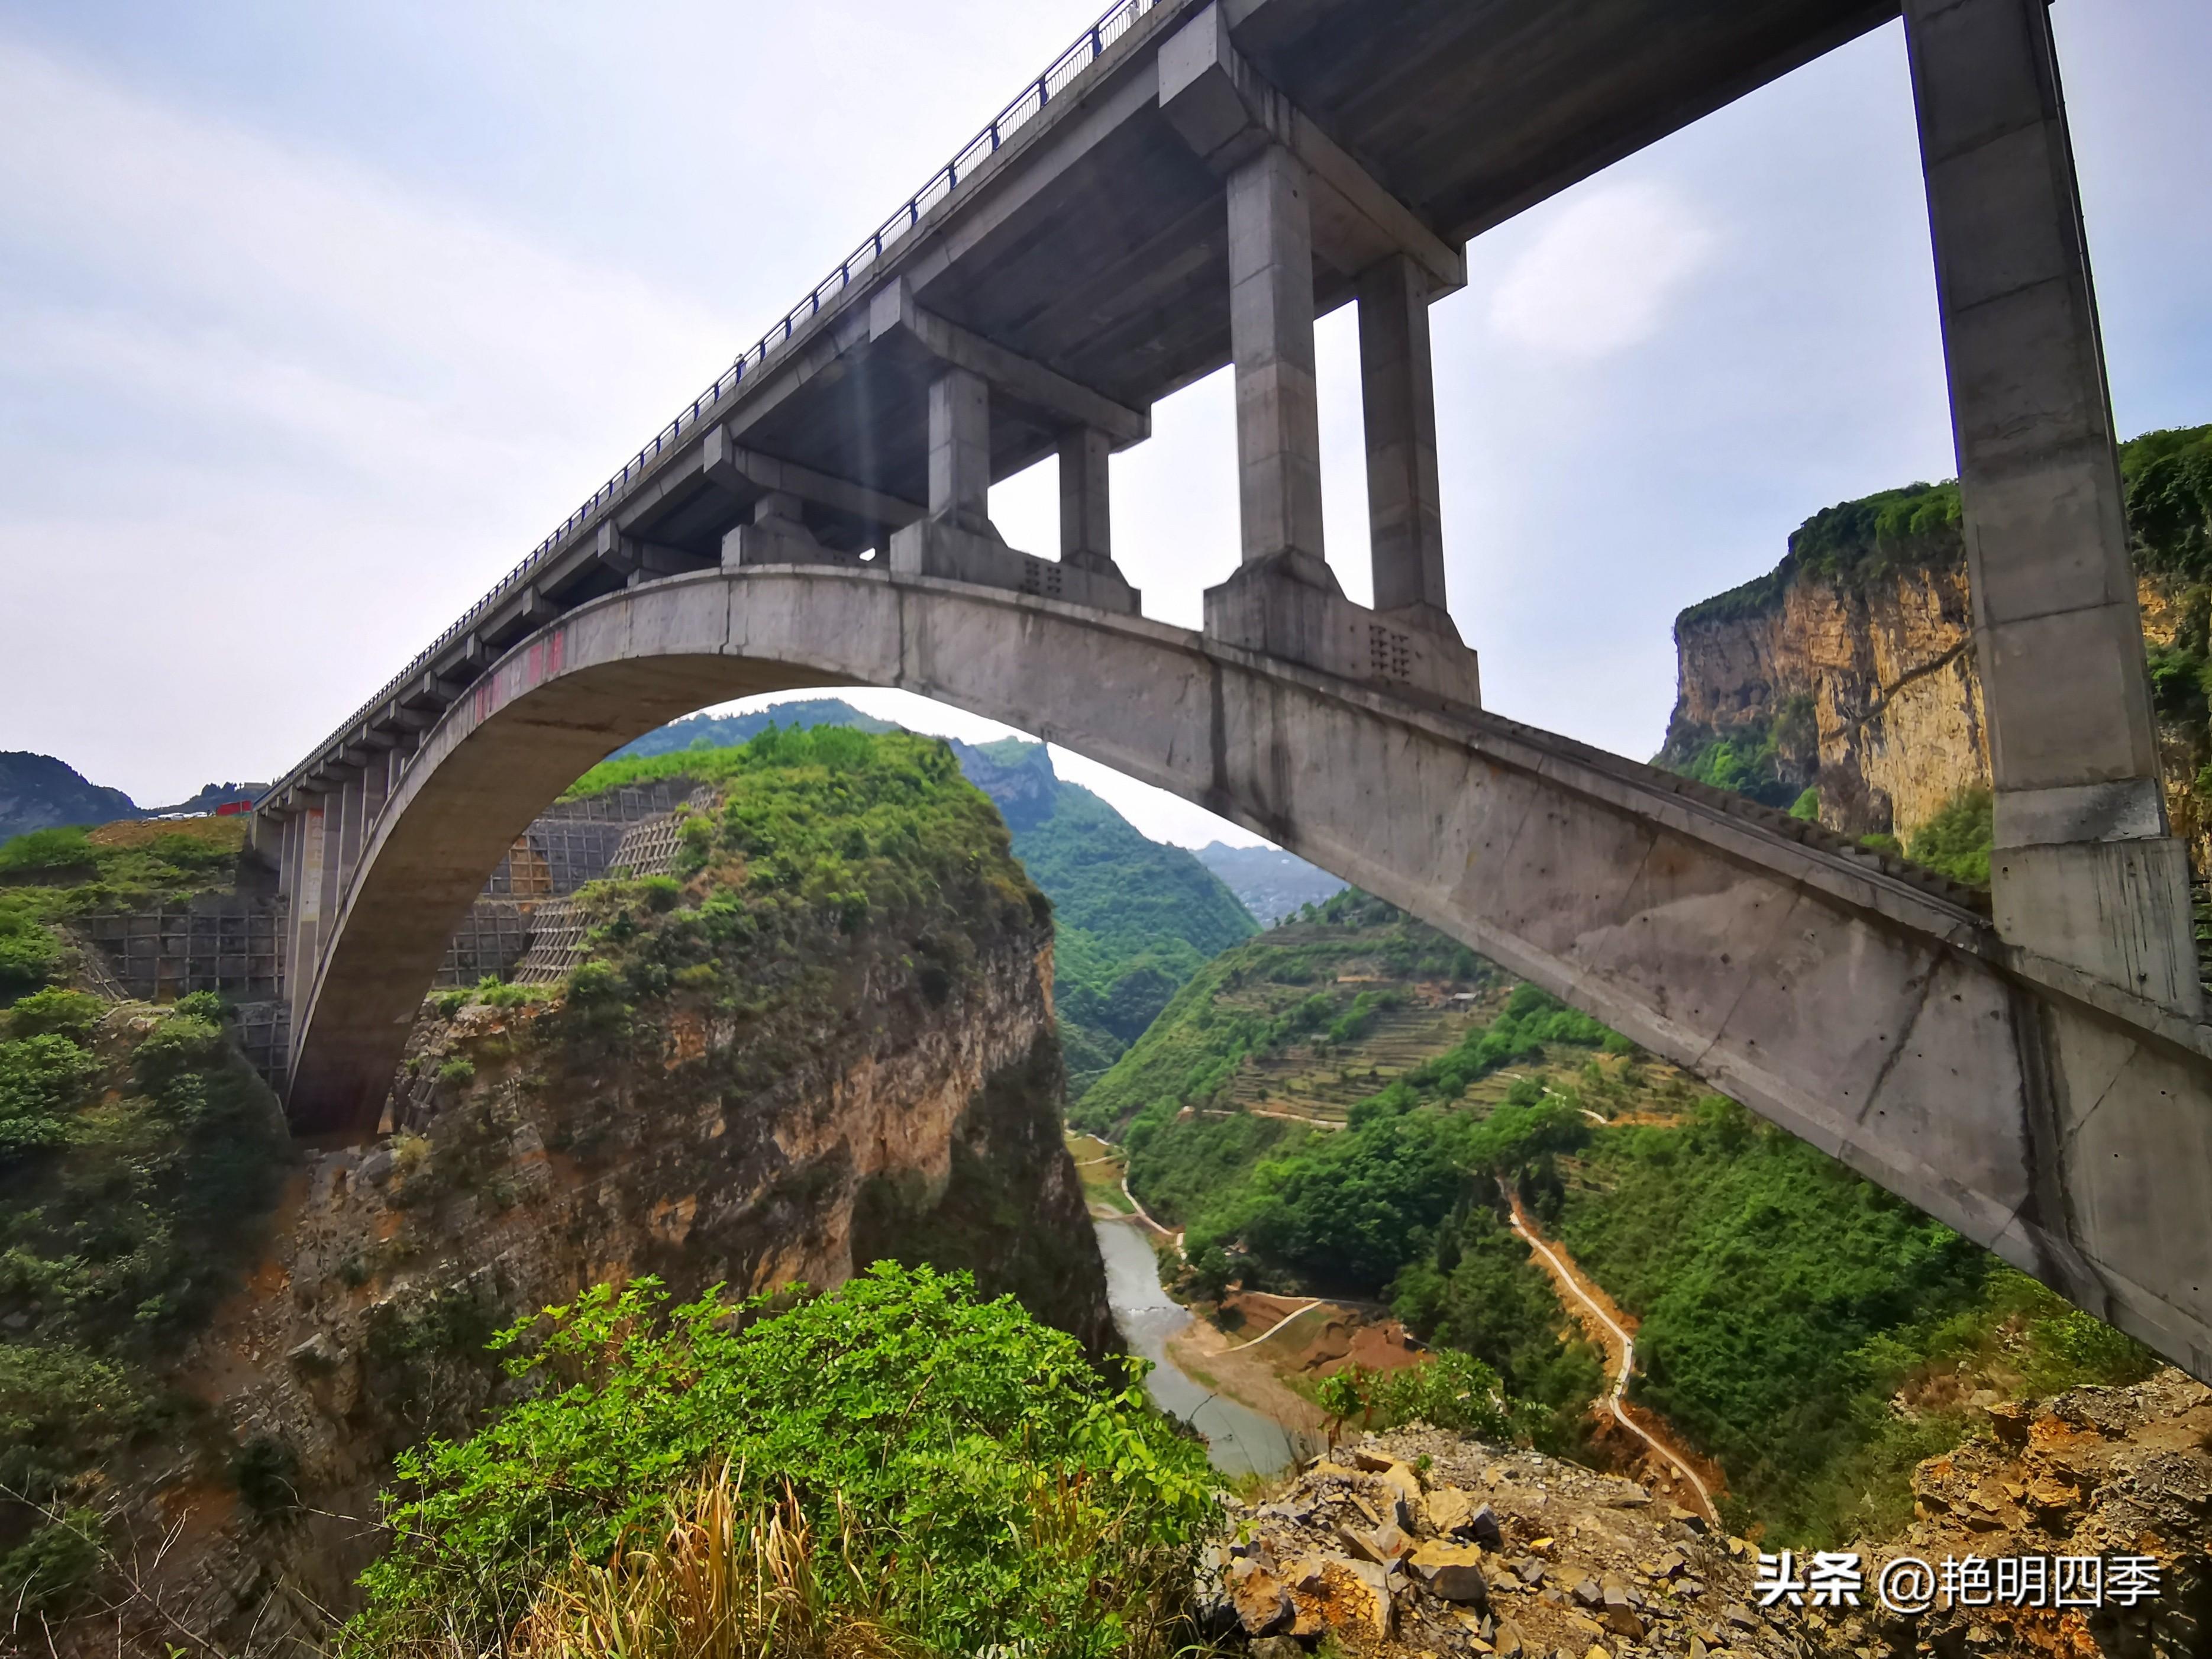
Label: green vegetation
xmin=1677 ymin=426 xmax=2212 ymax=635
xmin=1085 ymin=895 xmax=1618 ymax=1445
xmin=1549 ymin=1098 xmax=2158 ymax=1542
xmin=970 ymin=743 xmax=1255 ymax=1092
xmin=557 ymin=727 xmax=1045 ymax=1027
xmin=2121 ymin=424 xmax=2212 ymax=579
xmin=347 ymin=1263 xmax=1216 ymax=1659
xmin=1903 ymin=785 xmax=1994 ymax=886
xmin=0 ymin=989 xmax=289 ymax=1612
xmin=609 ymin=698 xmax=896 ymax=760
xmin=1655 ymin=696 xmax=1814 ymax=812
xmin=1074 ymin=888 xmax=1485 ymax=1138
xmin=0 ymin=816 xmax=245 ymax=923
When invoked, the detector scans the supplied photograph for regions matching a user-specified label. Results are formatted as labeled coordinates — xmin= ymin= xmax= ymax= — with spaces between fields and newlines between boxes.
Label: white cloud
xmin=0 ymin=34 xmax=738 ymax=799
xmin=1488 ymin=182 xmax=1720 ymax=360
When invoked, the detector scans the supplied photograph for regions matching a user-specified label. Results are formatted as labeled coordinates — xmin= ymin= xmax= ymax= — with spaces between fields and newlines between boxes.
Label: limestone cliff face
xmin=1665 ymin=554 xmax=1987 ymax=838
xmin=111 ymin=915 xmax=1108 ymax=1651
xmin=1665 ymin=557 xmax=2205 ymax=858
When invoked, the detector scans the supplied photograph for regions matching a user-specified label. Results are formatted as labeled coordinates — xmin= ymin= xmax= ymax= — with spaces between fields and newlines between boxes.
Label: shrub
xmin=1904 ymin=785 xmax=1994 ymax=888
xmin=0 ymin=910 xmax=61 ymax=998
xmin=349 ymin=1263 xmax=1216 ymax=1658
xmin=233 ymin=1432 xmax=302 ymax=1518
xmin=436 ymin=1056 xmax=476 ymax=1086
xmin=0 ymin=1507 xmax=104 ymax=1614
xmin=0 ymin=827 xmax=95 ymax=876
xmin=131 ymin=1011 xmax=227 ymax=1093
xmin=7 ymin=987 xmax=103 ymax=1040
xmin=0 ymin=1031 xmax=101 ymax=1154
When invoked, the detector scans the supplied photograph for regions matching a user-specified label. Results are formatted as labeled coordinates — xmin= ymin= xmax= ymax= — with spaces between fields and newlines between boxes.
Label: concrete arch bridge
xmin=249 ymin=0 xmax=2212 ymax=1379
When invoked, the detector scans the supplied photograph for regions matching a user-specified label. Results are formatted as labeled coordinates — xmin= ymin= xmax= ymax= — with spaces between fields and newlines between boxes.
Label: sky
xmin=1 ymin=1 xmax=2205 ymax=846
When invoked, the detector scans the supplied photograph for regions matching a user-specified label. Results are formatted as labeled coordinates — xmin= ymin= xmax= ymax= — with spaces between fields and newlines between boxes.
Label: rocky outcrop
xmin=1665 ymin=556 xmax=2212 ymax=867
xmin=1851 ymin=1371 xmax=2211 ymax=1659
xmin=1665 ymin=557 xmax=1986 ymax=838
xmin=1208 ymin=1429 xmax=1784 ymax=1656
xmin=53 ymin=851 xmax=1109 ymax=1652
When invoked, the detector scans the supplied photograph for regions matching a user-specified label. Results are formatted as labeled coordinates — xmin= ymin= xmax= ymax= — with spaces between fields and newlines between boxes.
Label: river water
xmin=1092 ymin=1216 xmax=1300 ymax=1477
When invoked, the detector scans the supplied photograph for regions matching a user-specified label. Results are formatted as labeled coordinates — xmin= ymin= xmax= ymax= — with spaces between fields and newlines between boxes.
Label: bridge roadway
xmin=250 ymin=0 xmax=2212 ymax=1380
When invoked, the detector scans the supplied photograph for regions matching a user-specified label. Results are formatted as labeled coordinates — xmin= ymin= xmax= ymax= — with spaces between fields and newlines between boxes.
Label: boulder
xmin=1339 ymin=1522 xmax=1411 ymax=1564
xmin=1229 ymin=1566 xmax=1295 ymax=1637
xmin=1407 ymin=1540 xmax=1490 ymax=1606
xmin=1342 ymin=1558 xmax=1395 ymax=1637
xmin=1429 ymin=1488 xmax=1508 ymax=1547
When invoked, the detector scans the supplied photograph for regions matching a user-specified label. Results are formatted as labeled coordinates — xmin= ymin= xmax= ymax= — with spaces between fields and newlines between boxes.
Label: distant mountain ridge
xmin=0 ymin=753 xmax=259 ymax=842
xmin=1195 ymin=842 xmax=1345 ymax=924
xmin=956 ymin=740 xmax=1255 ymax=1089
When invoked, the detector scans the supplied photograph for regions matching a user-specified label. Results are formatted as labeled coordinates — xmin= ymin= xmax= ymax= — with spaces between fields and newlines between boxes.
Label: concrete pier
xmin=1226 ymin=141 xmax=1330 ymax=584
xmin=1357 ymin=252 xmax=1449 ymax=624
xmin=1059 ymin=426 xmax=1116 ymax=573
xmin=1904 ymin=0 xmax=2201 ymax=1014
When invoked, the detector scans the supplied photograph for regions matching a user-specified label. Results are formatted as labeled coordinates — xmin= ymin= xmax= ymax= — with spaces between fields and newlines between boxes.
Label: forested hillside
xmin=938 ymin=739 xmax=1256 ymax=1089
xmin=1099 ymin=889 xmax=2165 ymax=1541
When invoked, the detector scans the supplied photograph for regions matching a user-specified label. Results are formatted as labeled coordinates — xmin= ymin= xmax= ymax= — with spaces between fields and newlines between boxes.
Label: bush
xmin=1904 ymin=786 xmax=1994 ymax=887
xmin=0 ymin=1031 xmax=101 ymax=1154
xmin=349 ymin=1263 xmax=1216 ymax=1658
xmin=0 ymin=1507 xmax=104 ymax=1614
xmin=436 ymin=1057 xmax=476 ymax=1086
xmin=131 ymin=1011 xmax=227 ymax=1094
xmin=6 ymin=987 xmax=103 ymax=1040
xmin=233 ymin=1432 xmax=302 ymax=1518
xmin=0 ymin=827 xmax=95 ymax=876
xmin=0 ymin=910 xmax=61 ymax=998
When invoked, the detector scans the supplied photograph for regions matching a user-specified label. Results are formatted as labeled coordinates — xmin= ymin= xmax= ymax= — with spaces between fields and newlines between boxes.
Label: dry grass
xmin=83 ymin=815 xmax=247 ymax=851
xmin=508 ymin=1466 xmax=926 ymax=1659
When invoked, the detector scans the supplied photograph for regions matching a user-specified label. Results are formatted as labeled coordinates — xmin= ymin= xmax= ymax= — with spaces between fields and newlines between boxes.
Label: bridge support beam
xmin=1225 ymin=141 xmax=1331 ymax=586
xmin=1058 ymin=426 xmax=1116 ymax=574
xmin=1904 ymin=0 xmax=2200 ymax=1014
xmin=889 ymin=364 xmax=1141 ymax=611
xmin=1357 ymin=250 xmax=1468 ymax=677
xmin=1163 ymin=2 xmax=1477 ymax=708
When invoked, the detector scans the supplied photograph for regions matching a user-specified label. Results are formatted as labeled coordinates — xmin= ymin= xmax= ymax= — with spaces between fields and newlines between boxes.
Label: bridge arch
xmin=286 ymin=565 xmax=2212 ymax=1377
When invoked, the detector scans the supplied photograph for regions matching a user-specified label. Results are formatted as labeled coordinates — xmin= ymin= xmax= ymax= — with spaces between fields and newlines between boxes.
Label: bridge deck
xmin=261 ymin=0 xmax=1898 ymax=809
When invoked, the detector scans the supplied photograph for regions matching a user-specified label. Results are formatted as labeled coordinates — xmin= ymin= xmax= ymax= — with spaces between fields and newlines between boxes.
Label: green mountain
xmin=1101 ymin=887 xmax=2162 ymax=1540
xmin=618 ymin=706 xmax=1257 ymax=1095
xmin=1193 ymin=841 xmax=1345 ymax=924
xmin=952 ymin=739 xmax=1256 ymax=1091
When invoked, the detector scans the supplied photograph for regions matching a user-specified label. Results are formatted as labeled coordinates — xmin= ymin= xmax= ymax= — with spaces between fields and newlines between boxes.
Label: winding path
xmin=1506 ymin=1192 xmax=1719 ymax=1526
xmin=1221 ymin=1296 xmax=1326 ymax=1351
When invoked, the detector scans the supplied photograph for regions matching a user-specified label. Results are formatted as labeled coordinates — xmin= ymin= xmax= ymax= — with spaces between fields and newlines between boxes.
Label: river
xmin=1092 ymin=1215 xmax=1301 ymax=1477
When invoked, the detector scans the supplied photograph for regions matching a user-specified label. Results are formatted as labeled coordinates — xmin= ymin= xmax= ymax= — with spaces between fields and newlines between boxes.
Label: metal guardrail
xmin=264 ymin=0 xmax=1167 ymax=808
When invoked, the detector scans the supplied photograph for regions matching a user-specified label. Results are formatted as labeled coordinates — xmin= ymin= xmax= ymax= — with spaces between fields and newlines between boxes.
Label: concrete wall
xmin=284 ymin=568 xmax=2212 ymax=1381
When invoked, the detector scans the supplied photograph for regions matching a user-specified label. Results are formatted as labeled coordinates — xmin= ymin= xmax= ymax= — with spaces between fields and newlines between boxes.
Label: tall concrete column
xmin=1060 ymin=427 xmax=1114 ymax=571
xmin=926 ymin=366 xmax=994 ymax=537
xmin=359 ymin=756 xmax=389 ymax=860
xmin=289 ymin=798 xmax=329 ymax=1013
xmin=278 ymin=809 xmax=304 ymax=1000
xmin=1227 ymin=141 xmax=1329 ymax=587
xmin=1358 ymin=253 xmax=1449 ymax=620
xmin=337 ymin=774 xmax=366 ymax=904
xmin=316 ymin=797 xmax=343 ymax=971
xmin=1904 ymin=0 xmax=2200 ymax=1012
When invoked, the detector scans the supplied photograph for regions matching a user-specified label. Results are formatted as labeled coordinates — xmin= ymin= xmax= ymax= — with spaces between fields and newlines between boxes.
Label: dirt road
xmin=1507 ymin=1191 xmax=1720 ymax=1525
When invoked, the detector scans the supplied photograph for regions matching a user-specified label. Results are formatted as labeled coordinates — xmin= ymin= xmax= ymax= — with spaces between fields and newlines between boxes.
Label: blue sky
xmin=2 ymin=1 xmax=2205 ymax=844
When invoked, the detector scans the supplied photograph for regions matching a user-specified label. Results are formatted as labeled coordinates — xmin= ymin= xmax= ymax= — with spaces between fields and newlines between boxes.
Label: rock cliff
xmin=1661 ymin=426 xmax=2212 ymax=862
xmin=8 ymin=730 xmax=1113 ymax=1655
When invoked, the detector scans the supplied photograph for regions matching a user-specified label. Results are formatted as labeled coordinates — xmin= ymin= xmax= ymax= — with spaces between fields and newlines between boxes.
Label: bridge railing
xmin=263 ymin=0 xmax=1165 ymax=808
